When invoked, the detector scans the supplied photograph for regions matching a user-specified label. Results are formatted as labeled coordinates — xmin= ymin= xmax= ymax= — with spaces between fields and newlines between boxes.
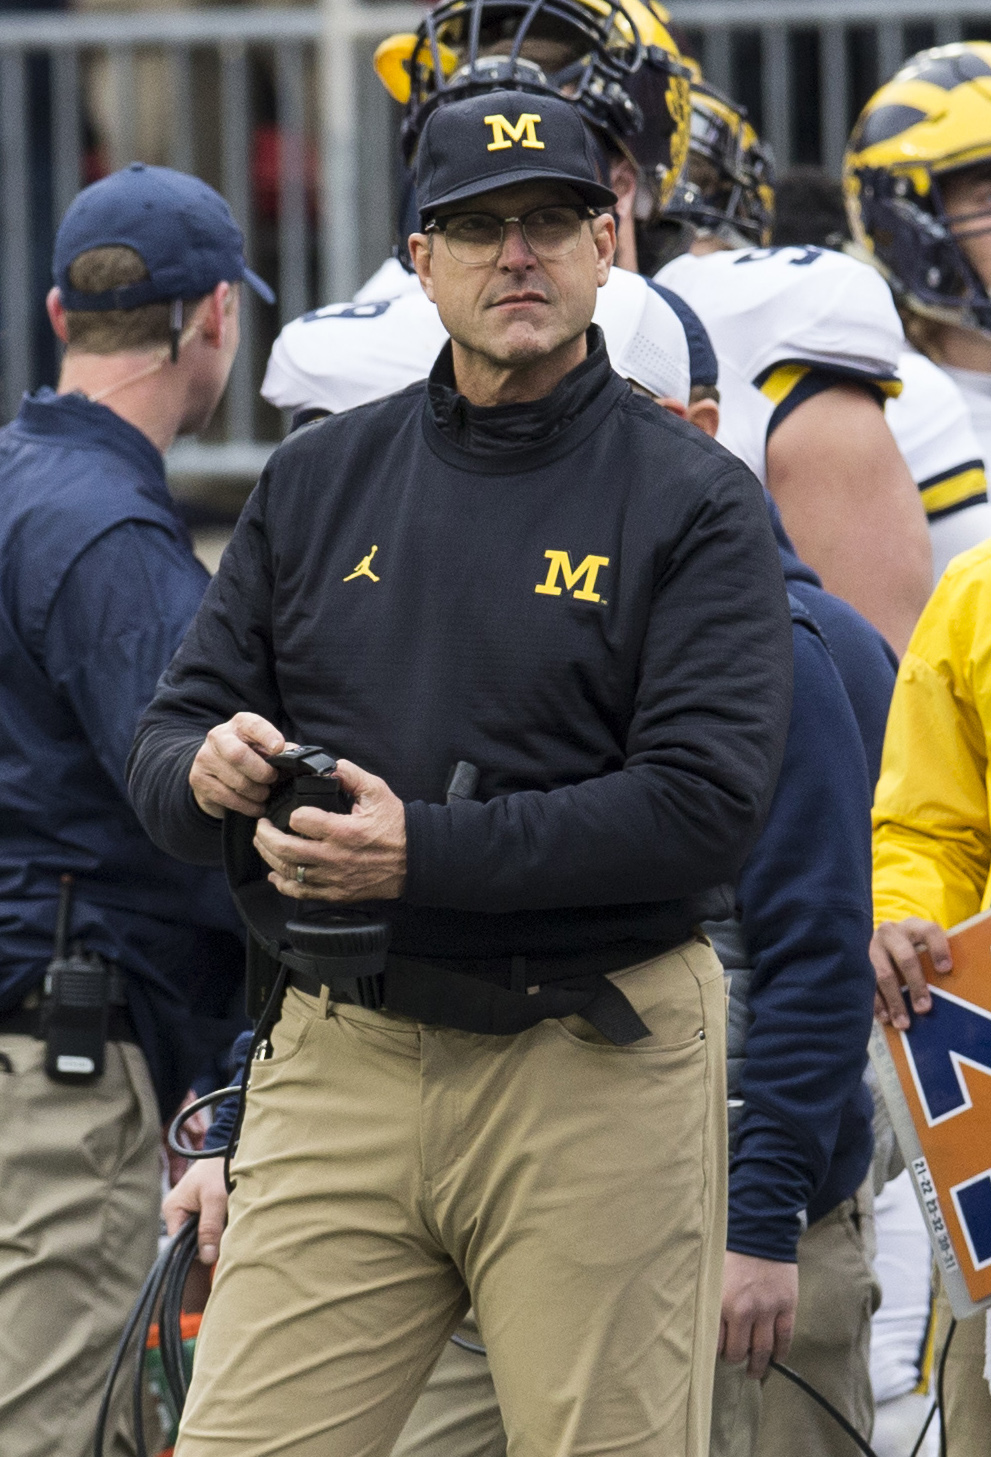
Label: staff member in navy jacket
xmin=708 ymin=580 xmax=891 ymax=1457
xmin=711 ymin=512 xmax=896 ymax=1457
xmin=0 ymin=164 xmax=272 ymax=1457
xmin=129 ymin=90 xmax=792 ymax=1457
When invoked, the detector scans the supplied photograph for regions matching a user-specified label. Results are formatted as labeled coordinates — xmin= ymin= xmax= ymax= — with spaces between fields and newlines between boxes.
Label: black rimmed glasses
xmin=425 ymin=204 xmax=599 ymax=266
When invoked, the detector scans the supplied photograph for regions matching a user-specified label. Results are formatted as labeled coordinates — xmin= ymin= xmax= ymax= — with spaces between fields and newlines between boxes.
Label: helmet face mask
xmin=663 ymin=83 xmax=775 ymax=249
xmin=845 ymin=42 xmax=991 ymax=337
xmin=378 ymin=0 xmax=691 ymax=231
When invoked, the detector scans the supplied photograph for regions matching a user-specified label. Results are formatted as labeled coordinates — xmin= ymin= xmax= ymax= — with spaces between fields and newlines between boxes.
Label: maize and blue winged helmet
xmin=845 ymin=42 xmax=991 ymax=335
xmin=663 ymin=73 xmax=776 ymax=248
xmin=374 ymin=0 xmax=692 ymax=236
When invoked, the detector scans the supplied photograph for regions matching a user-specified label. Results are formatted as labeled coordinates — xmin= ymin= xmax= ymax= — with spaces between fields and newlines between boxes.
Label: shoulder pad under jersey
xmin=656 ymin=246 xmax=904 ymax=391
xmin=353 ymin=256 xmax=423 ymax=304
xmin=888 ymin=351 xmax=987 ymax=521
xmin=261 ymin=288 xmax=448 ymax=414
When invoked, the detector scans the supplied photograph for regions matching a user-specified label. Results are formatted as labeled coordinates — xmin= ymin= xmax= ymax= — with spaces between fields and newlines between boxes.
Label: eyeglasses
xmin=425 ymin=204 xmax=599 ymax=266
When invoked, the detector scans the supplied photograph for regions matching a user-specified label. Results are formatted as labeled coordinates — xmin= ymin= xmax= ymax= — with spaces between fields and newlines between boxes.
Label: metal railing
xmin=1 ymin=0 xmax=989 ymax=485
xmin=0 ymin=3 xmax=419 ymax=476
xmin=667 ymin=1 xmax=991 ymax=186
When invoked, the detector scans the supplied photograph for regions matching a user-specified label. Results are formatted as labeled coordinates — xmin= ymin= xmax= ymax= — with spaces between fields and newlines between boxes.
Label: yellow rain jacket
xmin=873 ymin=539 xmax=991 ymax=928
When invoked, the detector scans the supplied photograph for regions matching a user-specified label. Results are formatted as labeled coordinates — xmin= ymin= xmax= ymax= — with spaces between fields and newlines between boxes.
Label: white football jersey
xmin=658 ymin=245 xmax=904 ymax=397
xmin=946 ymin=364 xmax=991 ymax=458
xmin=352 ymin=256 xmax=423 ymax=304
xmin=656 ymin=247 xmax=990 ymax=577
xmin=889 ymin=352 xmax=990 ymax=578
xmin=871 ymin=1170 xmax=934 ymax=1406
xmin=657 ymin=246 xmax=903 ymax=486
xmin=261 ymin=287 xmax=449 ymax=415
xmin=262 ymin=265 xmax=693 ymax=416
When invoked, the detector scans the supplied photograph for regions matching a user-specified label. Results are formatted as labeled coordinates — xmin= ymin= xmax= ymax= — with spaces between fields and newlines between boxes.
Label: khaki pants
xmin=393 ymin=1314 xmax=506 ymax=1457
xmin=710 ymin=1182 xmax=879 ymax=1457
xmin=176 ymin=941 xmax=728 ymax=1457
xmin=933 ymin=1281 xmax=991 ymax=1455
xmin=0 ymin=1031 xmax=161 ymax=1457
xmin=394 ymin=1184 xmax=878 ymax=1457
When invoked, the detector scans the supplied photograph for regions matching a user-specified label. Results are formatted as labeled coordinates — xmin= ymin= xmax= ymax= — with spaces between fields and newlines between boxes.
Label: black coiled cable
xmin=767 ymin=1359 xmax=877 ymax=1455
xmin=166 ymin=965 xmax=290 ymax=1192
xmin=94 ymin=1217 xmax=200 ymax=1457
xmin=936 ymin=1317 xmax=957 ymax=1457
xmin=101 ymin=1211 xmax=962 ymax=1457
xmin=99 ymin=1029 xmax=290 ymax=1455
xmin=159 ymin=1218 xmax=200 ymax=1410
xmin=221 ymin=963 xmax=287 ymax=1193
xmin=166 ymin=1085 xmax=242 ymax=1162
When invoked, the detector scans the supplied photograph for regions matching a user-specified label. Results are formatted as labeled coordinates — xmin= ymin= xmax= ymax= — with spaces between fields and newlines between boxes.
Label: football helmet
xmin=373 ymin=0 xmax=691 ymax=221
xmin=663 ymin=78 xmax=776 ymax=248
xmin=845 ymin=42 xmax=991 ymax=335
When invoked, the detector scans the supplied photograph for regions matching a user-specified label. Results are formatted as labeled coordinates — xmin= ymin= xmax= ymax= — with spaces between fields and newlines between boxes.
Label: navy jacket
xmin=727 ymin=513 xmax=896 ymax=1261
xmin=0 ymin=389 xmax=243 ymax=1117
xmin=769 ymin=495 xmax=897 ymax=785
xmin=728 ymin=593 xmax=877 ymax=1260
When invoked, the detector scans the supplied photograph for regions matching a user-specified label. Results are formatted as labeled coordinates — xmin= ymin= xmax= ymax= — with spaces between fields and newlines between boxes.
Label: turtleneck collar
xmin=424 ymin=325 xmax=619 ymax=470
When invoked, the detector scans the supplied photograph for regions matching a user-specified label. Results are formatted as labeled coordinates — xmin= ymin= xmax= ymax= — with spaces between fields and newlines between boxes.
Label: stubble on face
xmin=424 ymin=181 xmax=605 ymax=370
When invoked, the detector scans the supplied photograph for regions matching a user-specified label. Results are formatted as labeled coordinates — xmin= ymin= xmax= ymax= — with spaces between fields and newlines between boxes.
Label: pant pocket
xmin=555 ymin=941 xmax=720 ymax=1053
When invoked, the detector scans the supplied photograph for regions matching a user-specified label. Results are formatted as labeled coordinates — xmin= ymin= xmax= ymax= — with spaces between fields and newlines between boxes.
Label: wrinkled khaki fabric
xmin=177 ymin=941 xmax=727 ymax=1457
xmin=0 ymin=1033 xmax=160 ymax=1457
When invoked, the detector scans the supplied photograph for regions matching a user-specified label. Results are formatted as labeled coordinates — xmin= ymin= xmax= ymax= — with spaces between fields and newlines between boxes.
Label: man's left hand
xmin=253 ymin=758 xmax=407 ymax=903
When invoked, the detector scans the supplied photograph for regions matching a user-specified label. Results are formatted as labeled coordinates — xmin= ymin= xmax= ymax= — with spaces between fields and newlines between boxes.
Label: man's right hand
xmin=163 ymin=1155 xmax=230 ymax=1266
xmin=719 ymin=1250 xmax=798 ymax=1380
xmin=190 ymin=712 xmax=285 ymax=819
xmin=870 ymin=917 xmax=952 ymax=1031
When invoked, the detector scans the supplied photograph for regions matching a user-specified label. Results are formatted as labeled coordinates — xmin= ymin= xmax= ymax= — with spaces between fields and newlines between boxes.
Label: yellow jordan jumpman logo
xmin=343 ymin=545 xmax=380 ymax=582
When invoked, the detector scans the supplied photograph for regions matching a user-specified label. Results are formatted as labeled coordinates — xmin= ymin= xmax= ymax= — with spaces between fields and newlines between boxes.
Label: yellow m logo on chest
xmin=484 ymin=112 xmax=545 ymax=151
xmin=535 ymin=550 xmax=610 ymax=603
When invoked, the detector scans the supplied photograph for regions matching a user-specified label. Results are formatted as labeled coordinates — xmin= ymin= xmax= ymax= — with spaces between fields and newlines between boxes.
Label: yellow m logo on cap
xmin=484 ymin=113 xmax=545 ymax=152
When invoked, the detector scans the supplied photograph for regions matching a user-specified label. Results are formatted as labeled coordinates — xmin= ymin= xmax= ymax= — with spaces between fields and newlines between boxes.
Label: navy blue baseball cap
xmin=54 ymin=162 xmax=275 ymax=311
xmin=415 ymin=89 xmax=617 ymax=220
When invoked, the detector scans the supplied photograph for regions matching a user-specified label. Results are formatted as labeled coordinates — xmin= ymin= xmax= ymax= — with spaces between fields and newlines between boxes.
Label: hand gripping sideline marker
xmin=870 ymin=907 xmax=991 ymax=1319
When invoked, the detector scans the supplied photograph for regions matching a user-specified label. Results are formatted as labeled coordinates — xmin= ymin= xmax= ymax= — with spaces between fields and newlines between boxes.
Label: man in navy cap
xmin=0 ymin=162 xmax=272 ymax=1457
xmin=130 ymin=92 xmax=791 ymax=1457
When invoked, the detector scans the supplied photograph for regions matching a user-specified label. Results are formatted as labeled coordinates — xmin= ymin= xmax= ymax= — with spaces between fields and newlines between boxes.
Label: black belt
xmin=0 ymin=983 xmax=137 ymax=1044
xmin=286 ymin=940 xmax=683 ymax=1045
xmin=222 ymin=800 xmax=693 ymax=1046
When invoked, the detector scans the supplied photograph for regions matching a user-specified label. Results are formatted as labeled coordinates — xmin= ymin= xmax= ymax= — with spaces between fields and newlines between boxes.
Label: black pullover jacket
xmin=128 ymin=329 xmax=792 ymax=961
